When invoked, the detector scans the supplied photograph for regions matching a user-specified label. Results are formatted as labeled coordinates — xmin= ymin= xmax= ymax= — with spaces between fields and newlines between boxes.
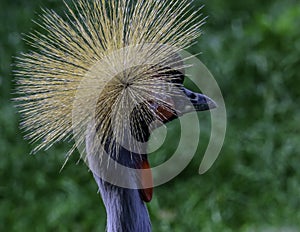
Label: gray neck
xmin=86 ymin=120 xmax=152 ymax=232
xmin=87 ymin=144 xmax=151 ymax=232
xmin=93 ymin=171 xmax=151 ymax=232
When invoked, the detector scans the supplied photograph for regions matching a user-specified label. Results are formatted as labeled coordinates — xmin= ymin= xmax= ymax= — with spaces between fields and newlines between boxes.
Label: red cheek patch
xmin=156 ymin=99 xmax=177 ymax=122
xmin=139 ymin=159 xmax=153 ymax=202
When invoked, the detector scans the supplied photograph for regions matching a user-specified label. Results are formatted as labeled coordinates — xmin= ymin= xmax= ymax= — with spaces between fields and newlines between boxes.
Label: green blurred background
xmin=1 ymin=0 xmax=300 ymax=231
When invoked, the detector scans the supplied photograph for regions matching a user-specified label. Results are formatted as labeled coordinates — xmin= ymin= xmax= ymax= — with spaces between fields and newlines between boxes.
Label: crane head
xmin=128 ymin=65 xmax=217 ymax=203
xmin=150 ymin=68 xmax=217 ymax=124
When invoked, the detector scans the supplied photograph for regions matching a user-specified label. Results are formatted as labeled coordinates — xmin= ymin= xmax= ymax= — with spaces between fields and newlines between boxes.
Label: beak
xmin=177 ymin=87 xmax=217 ymax=114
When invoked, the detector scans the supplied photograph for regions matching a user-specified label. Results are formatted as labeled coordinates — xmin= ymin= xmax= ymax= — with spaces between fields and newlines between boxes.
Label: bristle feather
xmin=15 ymin=0 xmax=204 ymax=168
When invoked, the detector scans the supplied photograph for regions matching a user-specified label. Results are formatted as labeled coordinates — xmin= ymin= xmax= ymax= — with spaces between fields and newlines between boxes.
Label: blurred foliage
xmin=1 ymin=0 xmax=300 ymax=231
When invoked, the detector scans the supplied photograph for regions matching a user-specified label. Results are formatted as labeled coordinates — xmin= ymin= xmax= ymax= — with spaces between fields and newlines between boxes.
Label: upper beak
xmin=177 ymin=87 xmax=217 ymax=114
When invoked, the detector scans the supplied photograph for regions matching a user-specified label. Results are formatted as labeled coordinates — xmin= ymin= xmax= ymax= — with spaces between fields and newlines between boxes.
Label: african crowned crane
xmin=15 ymin=0 xmax=216 ymax=231
xmin=85 ymin=64 xmax=216 ymax=232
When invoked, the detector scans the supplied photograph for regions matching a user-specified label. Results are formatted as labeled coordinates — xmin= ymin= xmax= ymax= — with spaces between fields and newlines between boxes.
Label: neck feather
xmin=86 ymin=120 xmax=152 ymax=232
xmin=88 ymin=145 xmax=152 ymax=232
xmin=93 ymin=172 xmax=151 ymax=232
